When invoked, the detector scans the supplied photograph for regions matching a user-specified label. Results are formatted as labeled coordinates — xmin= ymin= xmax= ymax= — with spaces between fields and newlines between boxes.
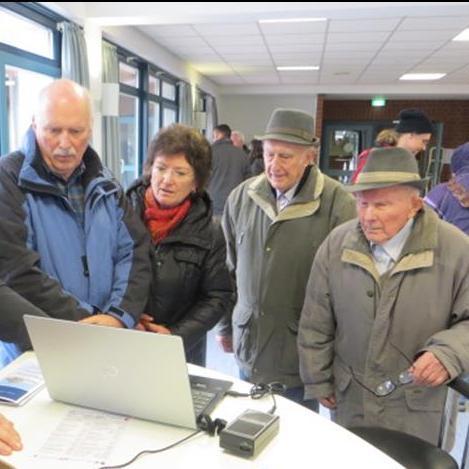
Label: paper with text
xmin=32 ymin=408 xmax=128 ymax=465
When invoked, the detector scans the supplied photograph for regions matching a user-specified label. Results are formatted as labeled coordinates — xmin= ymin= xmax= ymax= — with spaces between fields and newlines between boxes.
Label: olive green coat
xmin=221 ymin=166 xmax=356 ymax=387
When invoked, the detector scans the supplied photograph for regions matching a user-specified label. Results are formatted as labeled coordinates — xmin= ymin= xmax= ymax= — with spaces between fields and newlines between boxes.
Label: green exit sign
xmin=371 ymin=97 xmax=386 ymax=107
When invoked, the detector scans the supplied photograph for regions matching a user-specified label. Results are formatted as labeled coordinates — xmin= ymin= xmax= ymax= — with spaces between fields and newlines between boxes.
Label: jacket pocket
xmin=333 ymin=362 xmax=353 ymax=406
xmin=232 ymin=308 xmax=254 ymax=364
xmin=335 ymin=367 xmax=352 ymax=393
xmin=173 ymin=249 xmax=204 ymax=266
xmin=404 ymin=386 xmax=446 ymax=412
xmin=277 ymin=319 xmax=301 ymax=374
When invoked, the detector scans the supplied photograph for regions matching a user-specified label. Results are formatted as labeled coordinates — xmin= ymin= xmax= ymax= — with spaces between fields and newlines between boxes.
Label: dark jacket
xmin=0 ymin=282 xmax=58 ymax=350
xmin=127 ymin=180 xmax=234 ymax=365
xmin=0 ymin=129 xmax=151 ymax=333
xmin=207 ymin=139 xmax=251 ymax=216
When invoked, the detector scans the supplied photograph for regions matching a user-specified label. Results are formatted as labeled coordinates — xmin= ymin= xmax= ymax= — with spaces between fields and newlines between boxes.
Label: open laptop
xmin=23 ymin=315 xmax=232 ymax=429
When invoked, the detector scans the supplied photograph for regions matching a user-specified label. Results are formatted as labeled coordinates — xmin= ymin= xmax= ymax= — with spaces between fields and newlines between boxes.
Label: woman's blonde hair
xmin=375 ymin=128 xmax=398 ymax=147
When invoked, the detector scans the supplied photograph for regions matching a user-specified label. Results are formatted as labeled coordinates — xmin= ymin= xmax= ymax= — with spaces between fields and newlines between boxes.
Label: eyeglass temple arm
xmin=448 ymin=376 xmax=469 ymax=399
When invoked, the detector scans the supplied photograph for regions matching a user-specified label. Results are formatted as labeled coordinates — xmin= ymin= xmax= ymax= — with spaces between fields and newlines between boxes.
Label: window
xmin=163 ymin=108 xmax=177 ymax=127
xmin=119 ymin=62 xmax=139 ymax=88
xmin=162 ymin=81 xmax=176 ymax=100
xmin=115 ymin=48 xmax=179 ymax=186
xmin=0 ymin=7 xmax=54 ymax=59
xmin=148 ymin=101 xmax=160 ymax=140
xmin=6 ymin=66 xmax=53 ymax=150
xmin=0 ymin=3 xmax=60 ymax=154
xmin=119 ymin=93 xmax=139 ymax=189
xmin=149 ymin=75 xmax=160 ymax=95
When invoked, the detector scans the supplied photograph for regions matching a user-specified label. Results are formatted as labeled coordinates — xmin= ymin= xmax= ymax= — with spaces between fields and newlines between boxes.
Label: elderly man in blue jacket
xmin=0 ymin=79 xmax=151 ymax=364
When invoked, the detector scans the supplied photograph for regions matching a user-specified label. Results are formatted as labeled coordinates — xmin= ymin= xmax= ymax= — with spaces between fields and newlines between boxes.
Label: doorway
xmin=320 ymin=121 xmax=392 ymax=183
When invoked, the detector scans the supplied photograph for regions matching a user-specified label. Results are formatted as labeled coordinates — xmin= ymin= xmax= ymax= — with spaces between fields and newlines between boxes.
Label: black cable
xmin=225 ymin=382 xmax=286 ymax=414
xmin=98 ymin=430 xmax=201 ymax=469
xmin=98 ymin=382 xmax=286 ymax=468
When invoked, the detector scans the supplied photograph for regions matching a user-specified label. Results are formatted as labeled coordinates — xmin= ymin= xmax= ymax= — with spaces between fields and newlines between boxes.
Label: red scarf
xmin=143 ymin=187 xmax=192 ymax=243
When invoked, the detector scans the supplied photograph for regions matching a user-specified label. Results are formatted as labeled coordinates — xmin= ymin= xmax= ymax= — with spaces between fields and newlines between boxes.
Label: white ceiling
xmin=49 ymin=2 xmax=469 ymax=96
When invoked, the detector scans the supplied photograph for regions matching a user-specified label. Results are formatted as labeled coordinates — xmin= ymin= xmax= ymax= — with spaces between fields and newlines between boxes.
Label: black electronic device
xmin=219 ymin=409 xmax=280 ymax=458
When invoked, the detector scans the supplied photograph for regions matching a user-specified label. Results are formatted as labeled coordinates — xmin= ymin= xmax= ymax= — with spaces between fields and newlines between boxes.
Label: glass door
xmin=320 ymin=123 xmax=373 ymax=183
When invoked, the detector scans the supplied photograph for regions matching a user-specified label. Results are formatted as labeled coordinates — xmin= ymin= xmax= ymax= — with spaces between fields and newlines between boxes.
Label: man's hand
xmin=0 ymin=414 xmax=22 ymax=455
xmin=319 ymin=395 xmax=336 ymax=409
xmin=137 ymin=314 xmax=171 ymax=334
xmin=410 ymin=351 xmax=449 ymax=387
xmin=216 ymin=335 xmax=233 ymax=353
xmin=80 ymin=314 xmax=124 ymax=328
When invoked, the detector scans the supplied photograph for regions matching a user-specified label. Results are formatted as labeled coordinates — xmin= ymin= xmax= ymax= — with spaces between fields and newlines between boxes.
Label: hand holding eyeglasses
xmin=409 ymin=351 xmax=449 ymax=387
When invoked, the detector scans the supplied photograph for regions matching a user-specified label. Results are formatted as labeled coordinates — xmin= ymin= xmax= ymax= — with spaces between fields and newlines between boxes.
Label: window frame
xmin=114 ymin=43 xmax=180 ymax=180
xmin=0 ymin=2 xmax=61 ymax=154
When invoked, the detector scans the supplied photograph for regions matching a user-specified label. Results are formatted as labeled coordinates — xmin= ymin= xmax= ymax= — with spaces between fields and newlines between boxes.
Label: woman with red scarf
xmin=127 ymin=124 xmax=233 ymax=366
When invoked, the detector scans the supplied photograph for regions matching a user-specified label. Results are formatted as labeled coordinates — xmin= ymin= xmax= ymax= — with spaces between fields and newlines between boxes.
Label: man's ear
xmin=411 ymin=195 xmax=424 ymax=217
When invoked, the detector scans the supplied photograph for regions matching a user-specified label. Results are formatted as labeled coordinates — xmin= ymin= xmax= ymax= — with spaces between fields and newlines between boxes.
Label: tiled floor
xmin=206 ymin=329 xmax=468 ymax=467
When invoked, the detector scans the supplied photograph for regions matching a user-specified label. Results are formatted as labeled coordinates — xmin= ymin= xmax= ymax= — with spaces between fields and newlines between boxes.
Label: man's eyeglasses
xmin=349 ymin=343 xmax=415 ymax=398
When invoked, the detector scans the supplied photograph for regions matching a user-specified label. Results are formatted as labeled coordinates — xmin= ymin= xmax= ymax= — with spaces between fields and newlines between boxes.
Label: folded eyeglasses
xmin=348 ymin=343 xmax=415 ymax=398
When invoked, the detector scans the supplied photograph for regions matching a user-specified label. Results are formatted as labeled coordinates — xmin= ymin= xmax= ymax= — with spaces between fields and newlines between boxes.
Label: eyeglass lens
xmin=375 ymin=370 xmax=414 ymax=397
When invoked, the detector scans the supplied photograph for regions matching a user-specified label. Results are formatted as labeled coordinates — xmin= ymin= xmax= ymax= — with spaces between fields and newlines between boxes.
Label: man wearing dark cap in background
xmin=298 ymin=147 xmax=469 ymax=444
xmin=217 ymin=108 xmax=356 ymax=410
xmin=352 ymin=108 xmax=433 ymax=182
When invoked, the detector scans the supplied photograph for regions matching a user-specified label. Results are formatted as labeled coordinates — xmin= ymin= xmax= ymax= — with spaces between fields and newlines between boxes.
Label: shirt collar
xmin=42 ymin=160 xmax=86 ymax=185
xmin=371 ymin=218 xmax=414 ymax=262
xmin=276 ymin=182 xmax=299 ymax=204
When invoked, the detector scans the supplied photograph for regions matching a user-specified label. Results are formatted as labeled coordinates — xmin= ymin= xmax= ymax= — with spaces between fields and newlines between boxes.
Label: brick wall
xmin=318 ymin=99 xmax=469 ymax=148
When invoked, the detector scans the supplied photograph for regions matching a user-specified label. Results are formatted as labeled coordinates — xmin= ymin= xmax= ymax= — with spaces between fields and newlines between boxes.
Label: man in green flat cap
xmin=217 ymin=108 xmax=356 ymax=410
xmin=298 ymin=146 xmax=469 ymax=444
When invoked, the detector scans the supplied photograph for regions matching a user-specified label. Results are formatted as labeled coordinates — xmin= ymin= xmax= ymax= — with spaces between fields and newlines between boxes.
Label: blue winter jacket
xmin=0 ymin=129 xmax=151 ymax=330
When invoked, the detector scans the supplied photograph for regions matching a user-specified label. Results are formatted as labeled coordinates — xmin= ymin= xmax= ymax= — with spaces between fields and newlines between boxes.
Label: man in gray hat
xmin=217 ymin=108 xmax=356 ymax=410
xmin=298 ymin=147 xmax=469 ymax=443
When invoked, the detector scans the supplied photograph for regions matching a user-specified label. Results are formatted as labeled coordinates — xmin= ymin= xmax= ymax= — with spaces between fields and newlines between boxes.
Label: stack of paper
xmin=0 ymin=358 xmax=44 ymax=406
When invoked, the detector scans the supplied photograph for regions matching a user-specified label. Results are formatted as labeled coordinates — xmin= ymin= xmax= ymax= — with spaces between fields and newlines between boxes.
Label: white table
xmin=0 ymin=353 xmax=403 ymax=468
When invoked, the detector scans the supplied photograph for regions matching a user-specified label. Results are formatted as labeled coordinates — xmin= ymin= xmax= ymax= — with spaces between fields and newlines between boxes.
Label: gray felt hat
xmin=256 ymin=108 xmax=319 ymax=146
xmin=347 ymin=147 xmax=426 ymax=192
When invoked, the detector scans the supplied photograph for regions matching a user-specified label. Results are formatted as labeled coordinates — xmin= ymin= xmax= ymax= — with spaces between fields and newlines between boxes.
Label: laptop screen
xmin=23 ymin=315 xmax=231 ymax=429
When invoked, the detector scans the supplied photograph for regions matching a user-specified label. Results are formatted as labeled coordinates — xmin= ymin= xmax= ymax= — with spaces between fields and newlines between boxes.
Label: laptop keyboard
xmin=191 ymin=388 xmax=216 ymax=416
xmin=189 ymin=374 xmax=233 ymax=417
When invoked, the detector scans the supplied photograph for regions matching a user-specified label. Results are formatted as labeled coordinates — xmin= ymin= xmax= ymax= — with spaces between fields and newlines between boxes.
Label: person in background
xmin=248 ymin=139 xmax=264 ymax=176
xmin=231 ymin=130 xmax=249 ymax=154
xmin=425 ymin=142 xmax=469 ymax=234
xmin=395 ymin=108 xmax=433 ymax=155
xmin=218 ymin=108 xmax=356 ymax=411
xmin=352 ymin=109 xmax=433 ymax=182
xmin=0 ymin=79 xmax=151 ymax=365
xmin=207 ymin=124 xmax=251 ymax=219
xmin=351 ymin=128 xmax=398 ymax=183
xmin=127 ymin=124 xmax=233 ymax=366
xmin=298 ymin=147 xmax=469 ymax=445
